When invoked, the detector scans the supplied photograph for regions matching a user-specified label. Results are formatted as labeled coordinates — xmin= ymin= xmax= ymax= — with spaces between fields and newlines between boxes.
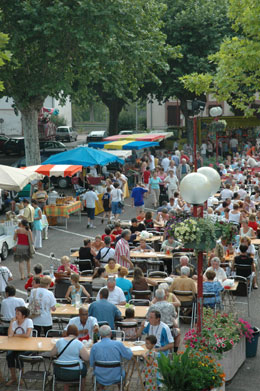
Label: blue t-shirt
xmin=143 ymin=321 xmax=173 ymax=355
xmin=56 ymin=338 xmax=84 ymax=369
xmin=88 ymin=299 xmax=121 ymax=329
xmin=149 ymin=177 xmax=161 ymax=190
xmin=116 ymin=277 xmax=132 ymax=302
xmin=131 ymin=187 xmax=147 ymax=206
xmin=203 ymin=281 xmax=224 ymax=305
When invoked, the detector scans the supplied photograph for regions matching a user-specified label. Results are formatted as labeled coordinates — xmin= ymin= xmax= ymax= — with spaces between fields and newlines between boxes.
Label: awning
xmin=103 ymin=133 xmax=171 ymax=142
xmin=88 ymin=140 xmax=159 ymax=150
xmin=21 ymin=164 xmax=82 ymax=177
xmin=0 ymin=164 xmax=43 ymax=192
xmin=42 ymin=146 xmax=124 ymax=166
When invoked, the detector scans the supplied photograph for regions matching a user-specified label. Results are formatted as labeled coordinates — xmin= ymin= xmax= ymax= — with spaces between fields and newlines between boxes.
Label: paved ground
xmin=0 ymin=173 xmax=259 ymax=390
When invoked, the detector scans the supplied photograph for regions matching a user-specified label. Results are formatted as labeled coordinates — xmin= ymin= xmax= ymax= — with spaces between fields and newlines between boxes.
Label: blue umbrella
xmin=42 ymin=146 xmax=124 ymax=166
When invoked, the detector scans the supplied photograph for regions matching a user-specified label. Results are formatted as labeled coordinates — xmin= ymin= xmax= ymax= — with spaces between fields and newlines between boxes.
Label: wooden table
xmin=44 ymin=201 xmax=82 ymax=229
xmin=0 ymin=336 xmax=54 ymax=352
xmin=251 ymin=239 xmax=260 ymax=245
xmin=130 ymin=251 xmax=172 ymax=259
xmin=79 ymin=275 xmax=166 ymax=286
xmin=52 ymin=303 xmax=149 ymax=318
xmin=135 ymin=235 xmax=163 ymax=242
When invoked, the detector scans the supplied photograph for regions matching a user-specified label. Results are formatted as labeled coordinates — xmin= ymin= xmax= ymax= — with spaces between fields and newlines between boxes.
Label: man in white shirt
xmin=96 ymin=277 xmax=126 ymax=305
xmin=0 ymin=262 xmax=13 ymax=295
xmin=230 ymin=137 xmax=238 ymax=153
xmin=148 ymin=152 xmax=155 ymax=170
xmin=82 ymin=186 xmax=99 ymax=228
xmin=1 ymin=285 xmax=25 ymax=321
xmin=96 ymin=237 xmax=115 ymax=266
xmin=164 ymin=170 xmax=179 ymax=199
xmin=237 ymin=184 xmax=247 ymax=200
xmin=200 ymin=142 xmax=207 ymax=157
xmin=161 ymin=154 xmax=170 ymax=172
xmin=65 ymin=307 xmax=99 ymax=339
xmin=220 ymin=184 xmax=233 ymax=200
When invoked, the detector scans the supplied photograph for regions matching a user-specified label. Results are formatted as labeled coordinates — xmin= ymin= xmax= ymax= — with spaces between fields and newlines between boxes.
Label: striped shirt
xmin=115 ymin=238 xmax=130 ymax=267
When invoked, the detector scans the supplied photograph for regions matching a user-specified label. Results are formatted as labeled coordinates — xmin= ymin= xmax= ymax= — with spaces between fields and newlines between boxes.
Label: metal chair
xmin=80 ymin=269 xmax=94 ymax=276
xmin=46 ymin=329 xmax=63 ymax=338
xmin=93 ymin=361 xmax=123 ymax=391
xmin=54 ymin=279 xmax=71 ymax=298
xmin=202 ymin=292 xmax=218 ymax=314
xmin=115 ymin=321 xmax=138 ymax=341
xmin=234 ymin=276 xmax=251 ymax=316
xmin=234 ymin=264 xmax=254 ymax=295
xmin=127 ymin=269 xmax=134 ymax=277
xmin=78 ymin=259 xmax=93 ymax=272
xmin=111 ymin=330 xmax=125 ymax=341
xmin=147 ymin=271 xmax=168 ymax=278
xmin=55 ymin=298 xmax=68 ymax=304
xmin=97 ymin=321 xmax=109 ymax=327
xmin=129 ymin=298 xmax=150 ymax=306
xmin=32 ymin=329 xmax=38 ymax=337
xmin=146 ymin=260 xmax=163 ymax=271
xmin=172 ymin=290 xmax=196 ymax=328
xmin=70 ymin=247 xmax=79 ymax=255
xmin=18 ymin=355 xmax=48 ymax=391
xmin=52 ymin=317 xmax=70 ymax=330
xmin=131 ymin=290 xmax=151 ymax=300
xmin=52 ymin=360 xmax=83 ymax=391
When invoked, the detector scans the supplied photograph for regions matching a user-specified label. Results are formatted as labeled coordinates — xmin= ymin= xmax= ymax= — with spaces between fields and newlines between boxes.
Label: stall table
xmin=44 ymin=201 xmax=81 ymax=229
xmin=52 ymin=304 xmax=148 ymax=318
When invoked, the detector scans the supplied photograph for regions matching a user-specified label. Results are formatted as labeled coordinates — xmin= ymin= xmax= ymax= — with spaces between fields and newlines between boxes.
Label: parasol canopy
xmin=21 ymin=164 xmax=82 ymax=177
xmin=0 ymin=164 xmax=43 ymax=192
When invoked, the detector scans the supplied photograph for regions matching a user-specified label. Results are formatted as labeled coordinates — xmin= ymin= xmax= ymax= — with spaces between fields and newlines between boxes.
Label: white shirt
xmin=161 ymin=157 xmax=170 ymax=172
xmin=208 ymin=196 xmax=219 ymax=207
xmin=247 ymin=157 xmax=257 ymax=168
xmin=0 ymin=266 xmax=12 ymax=292
xmin=66 ymin=316 xmax=98 ymax=339
xmin=12 ymin=318 xmax=33 ymax=335
xmin=1 ymin=296 xmax=25 ymax=321
xmin=205 ymin=266 xmax=227 ymax=283
xmin=29 ymin=287 xmax=56 ymax=326
xmin=98 ymin=247 xmax=115 ymax=265
xmin=237 ymin=189 xmax=247 ymax=200
xmin=228 ymin=210 xmax=240 ymax=224
xmin=230 ymin=138 xmax=238 ymax=148
xmin=89 ymin=167 xmax=98 ymax=176
xmin=165 ymin=175 xmax=178 ymax=189
xmin=96 ymin=285 xmax=125 ymax=305
xmin=111 ymin=188 xmax=123 ymax=202
xmin=201 ymin=143 xmax=207 ymax=154
xmin=220 ymin=189 xmax=233 ymax=200
xmin=149 ymin=155 xmax=155 ymax=170
xmin=82 ymin=190 xmax=98 ymax=209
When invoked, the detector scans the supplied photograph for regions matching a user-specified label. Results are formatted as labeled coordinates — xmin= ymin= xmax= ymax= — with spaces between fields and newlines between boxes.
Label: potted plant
xmin=168 ymin=218 xmax=217 ymax=252
xmin=158 ymin=348 xmax=225 ymax=391
xmin=215 ymin=221 xmax=238 ymax=243
xmin=184 ymin=309 xmax=253 ymax=381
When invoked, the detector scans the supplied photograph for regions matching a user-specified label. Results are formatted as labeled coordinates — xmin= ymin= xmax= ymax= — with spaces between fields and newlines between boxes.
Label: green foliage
xmin=0 ymin=30 xmax=10 ymax=91
xmin=158 ymin=348 xmax=224 ymax=391
xmin=182 ymin=0 xmax=260 ymax=115
xmin=154 ymin=0 xmax=232 ymax=108
xmin=50 ymin=115 xmax=66 ymax=128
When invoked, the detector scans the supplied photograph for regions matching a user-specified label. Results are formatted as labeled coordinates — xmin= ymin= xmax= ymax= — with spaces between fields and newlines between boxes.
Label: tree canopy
xmin=152 ymin=0 xmax=232 ymax=124
xmin=181 ymin=0 xmax=260 ymax=116
xmin=0 ymin=30 xmax=10 ymax=91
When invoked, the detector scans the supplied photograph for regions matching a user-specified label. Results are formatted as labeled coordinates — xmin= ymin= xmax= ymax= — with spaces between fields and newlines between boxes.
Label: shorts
xmin=103 ymin=204 xmax=111 ymax=212
xmin=86 ymin=208 xmax=95 ymax=220
xmin=111 ymin=201 xmax=122 ymax=215
xmin=135 ymin=204 xmax=144 ymax=211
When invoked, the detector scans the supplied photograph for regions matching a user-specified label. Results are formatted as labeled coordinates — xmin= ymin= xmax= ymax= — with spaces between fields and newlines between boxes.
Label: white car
xmin=86 ymin=130 xmax=108 ymax=143
xmin=56 ymin=126 xmax=78 ymax=142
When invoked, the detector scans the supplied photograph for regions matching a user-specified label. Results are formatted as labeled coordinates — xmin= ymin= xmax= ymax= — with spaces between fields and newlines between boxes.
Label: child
xmin=111 ymin=221 xmax=123 ymax=236
xmin=101 ymin=187 xmax=112 ymax=224
xmin=137 ymin=210 xmax=146 ymax=222
xmin=121 ymin=307 xmax=138 ymax=341
xmin=143 ymin=166 xmax=151 ymax=189
xmin=65 ymin=273 xmax=90 ymax=304
xmin=142 ymin=335 xmax=159 ymax=391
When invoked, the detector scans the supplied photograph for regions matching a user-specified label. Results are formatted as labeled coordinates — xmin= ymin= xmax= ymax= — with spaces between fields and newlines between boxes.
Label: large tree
xmin=0 ymin=30 xmax=10 ymax=91
xmin=73 ymin=0 xmax=176 ymax=135
xmin=182 ymin=0 xmax=260 ymax=116
xmin=151 ymin=0 xmax=232 ymax=141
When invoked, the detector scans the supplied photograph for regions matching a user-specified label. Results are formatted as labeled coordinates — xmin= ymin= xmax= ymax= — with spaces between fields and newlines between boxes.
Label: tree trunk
xmin=106 ymin=100 xmax=125 ymax=135
xmin=21 ymin=108 xmax=41 ymax=165
xmin=179 ymin=99 xmax=193 ymax=145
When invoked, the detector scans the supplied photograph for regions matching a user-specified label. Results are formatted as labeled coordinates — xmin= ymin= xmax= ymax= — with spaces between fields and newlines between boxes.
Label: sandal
xmin=6 ymin=379 xmax=17 ymax=386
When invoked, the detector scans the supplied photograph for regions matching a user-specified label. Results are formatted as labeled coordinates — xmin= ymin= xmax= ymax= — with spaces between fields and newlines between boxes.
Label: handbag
xmin=28 ymin=230 xmax=35 ymax=256
xmin=28 ymin=289 xmax=41 ymax=318
xmin=117 ymin=189 xmax=124 ymax=209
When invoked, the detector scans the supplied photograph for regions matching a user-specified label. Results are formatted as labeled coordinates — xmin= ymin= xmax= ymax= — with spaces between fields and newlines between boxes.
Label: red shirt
xmin=112 ymin=229 xmax=123 ymax=236
xmin=24 ymin=274 xmax=54 ymax=290
xmin=101 ymin=234 xmax=116 ymax=243
xmin=143 ymin=170 xmax=151 ymax=184
xmin=248 ymin=221 xmax=258 ymax=232
xmin=181 ymin=154 xmax=189 ymax=162
xmin=57 ymin=264 xmax=79 ymax=274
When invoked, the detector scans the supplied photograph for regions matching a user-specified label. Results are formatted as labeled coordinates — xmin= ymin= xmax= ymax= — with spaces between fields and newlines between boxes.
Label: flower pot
xmin=246 ymin=327 xmax=260 ymax=358
xmin=217 ymin=337 xmax=245 ymax=382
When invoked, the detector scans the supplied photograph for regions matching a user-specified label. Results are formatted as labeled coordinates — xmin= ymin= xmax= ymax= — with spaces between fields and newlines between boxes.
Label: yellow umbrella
xmin=104 ymin=140 xmax=130 ymax=149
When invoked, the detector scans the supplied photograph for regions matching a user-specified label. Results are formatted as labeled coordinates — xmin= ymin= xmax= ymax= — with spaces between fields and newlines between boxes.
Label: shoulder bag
xmin=28 ymin=289 xmax=41 ymax=318
xmin=27 ymin=230 xmax=35 ymax=256
xmin=117 ymin=190 xmax=124 ymax=209
xmin=56 ymin=338 xmax=76 ymax=359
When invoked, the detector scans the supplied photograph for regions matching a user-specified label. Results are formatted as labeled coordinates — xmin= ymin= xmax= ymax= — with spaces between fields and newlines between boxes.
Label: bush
xmin=50 ymin=115 xmax=67 ymax=127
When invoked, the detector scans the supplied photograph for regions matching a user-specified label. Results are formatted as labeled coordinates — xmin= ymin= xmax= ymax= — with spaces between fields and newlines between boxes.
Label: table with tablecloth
xmin=44 ymin=201 xmax=82 ymax=228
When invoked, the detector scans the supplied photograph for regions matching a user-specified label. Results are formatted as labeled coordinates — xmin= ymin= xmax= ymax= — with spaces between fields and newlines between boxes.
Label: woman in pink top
xmin=57 ymin=256 xmax=79 ymax=274
xmin=13 ymin=219 xmax=33 ymax=280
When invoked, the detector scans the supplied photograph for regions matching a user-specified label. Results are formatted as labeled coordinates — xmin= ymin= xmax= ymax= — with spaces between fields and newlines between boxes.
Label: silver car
xmin=56 ymin=126 xmax=78 ymax=142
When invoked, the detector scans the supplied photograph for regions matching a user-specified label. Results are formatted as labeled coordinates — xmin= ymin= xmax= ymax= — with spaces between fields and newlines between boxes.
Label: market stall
xmin=88 ymin=140 xmax=159 ymax=150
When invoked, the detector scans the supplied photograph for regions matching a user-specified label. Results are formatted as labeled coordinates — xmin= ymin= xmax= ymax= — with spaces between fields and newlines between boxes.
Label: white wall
xmin=147 ymin=100 xmax=167 ymax=130
xmin=0 ymin=96 xmax=72 ymax=135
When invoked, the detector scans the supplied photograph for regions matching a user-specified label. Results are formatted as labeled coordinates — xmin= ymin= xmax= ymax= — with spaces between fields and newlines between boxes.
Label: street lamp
xmin=187 ymin=100 xmax=206 ymax=171
xmin=180 ymin=169 xmax=220 ymax=333
xmin=209 ymin=106 xmax=223 ymax=161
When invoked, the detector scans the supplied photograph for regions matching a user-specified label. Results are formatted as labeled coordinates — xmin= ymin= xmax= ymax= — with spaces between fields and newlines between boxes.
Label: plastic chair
xmin=129 ymin=298 xmax=150 ymax=306
xmin=46 ymin=329 xmax=63 ymax=338
xmin=93 ymin=361 xmax=123 ymax=391
xmin=18 ymin=355 xmax=48 ymax=391
xmin=78 ymin=259 xmax=93 ymax=272
xmin=172 ymin=290 xmax=196 ymax=328
xmin=52 ymin=360 xmax=83 ymax=391
xmin=147 ymin=271 xmax=168 ymax=278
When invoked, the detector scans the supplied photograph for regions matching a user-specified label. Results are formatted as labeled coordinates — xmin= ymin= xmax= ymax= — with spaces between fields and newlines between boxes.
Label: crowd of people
xmin=0 ymin=136 xmax=260 ymax=389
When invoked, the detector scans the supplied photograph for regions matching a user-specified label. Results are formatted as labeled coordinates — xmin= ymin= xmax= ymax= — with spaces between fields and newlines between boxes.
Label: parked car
xmin=86 ymin=130 xmax=108 ymax=144
xmin=0 ymin=134 xmax=9 ymax=151
xmin=3 ymin=137 xmax=25 ymax=155
xmin=39 ymin=140 xmax=67 ymax=154
xmin=56 ymin=126 xmax=78 ymax=142
xmin=119 ymin=130 xmax=133 ymax=135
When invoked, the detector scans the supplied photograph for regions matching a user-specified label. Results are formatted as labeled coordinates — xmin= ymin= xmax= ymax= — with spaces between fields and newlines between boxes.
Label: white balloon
xmin=180 ymin=173 xmax=212 ymax=204
xmin=198 ymin=167 xmax=221 ymax=196
xmin=210 ymin=106 xmax=223 ymax=117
